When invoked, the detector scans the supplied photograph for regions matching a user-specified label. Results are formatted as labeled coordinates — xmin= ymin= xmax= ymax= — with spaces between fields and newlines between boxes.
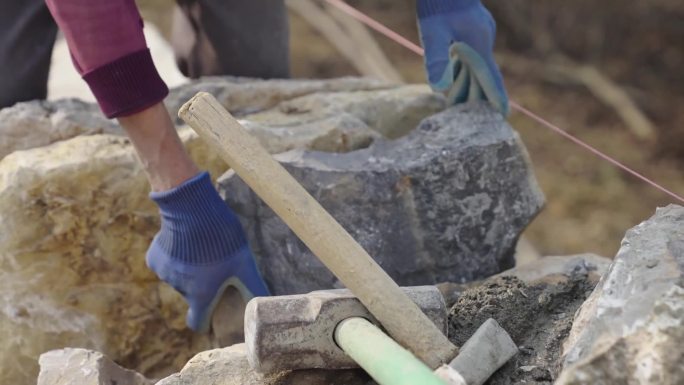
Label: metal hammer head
xmin=244 ymin=286 xmax=447 ymax=373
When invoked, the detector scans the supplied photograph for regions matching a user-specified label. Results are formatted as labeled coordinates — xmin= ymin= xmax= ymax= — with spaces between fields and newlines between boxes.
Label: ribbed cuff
xmin=416 ymin=0 xmax=480 ymax=18
xmin=150 ymin=171 xmax=250 ymax=265
xmin=149 ymin=171 xmax=215 ymax=209
xmin=83 ymin=48 xmax=169 ymax=119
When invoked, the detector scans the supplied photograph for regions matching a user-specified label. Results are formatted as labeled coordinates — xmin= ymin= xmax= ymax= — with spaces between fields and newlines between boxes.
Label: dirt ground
xmin=136 ymin=0 xmax=684 ymax=258
xmin=447 ymin=274 xmax=596 ymax=384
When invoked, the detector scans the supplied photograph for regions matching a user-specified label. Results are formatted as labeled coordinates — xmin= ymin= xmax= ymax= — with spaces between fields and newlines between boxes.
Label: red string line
xmin=324 ymin=0 xmax=684 ymax=205
xmin=326 ymin=0 xmax=425 ymax=56
xmin=509 ymin=101 xmax=684 ymax=204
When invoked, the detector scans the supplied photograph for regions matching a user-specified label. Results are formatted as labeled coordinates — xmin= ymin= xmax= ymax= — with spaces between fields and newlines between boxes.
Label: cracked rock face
xmin=37 ymin=349 xmax=153 ymax=385
xmin=0 ymin=99 xmax=119 ymax=159
xmin=219 ymin=102 xmax=545 ymax=294
xmin=0 ymin=77 xmax=445 ymax=385
xmin=557 ymin=286 xmax=684 ymax=385
xmin=0 ymin=134 xmax=216 ymax=385
xmin=557 ymin=205 xmax=684 ymax=384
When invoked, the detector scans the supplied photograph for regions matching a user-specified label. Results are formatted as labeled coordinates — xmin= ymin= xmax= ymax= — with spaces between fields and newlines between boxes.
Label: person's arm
xmin=46 ymin=0 xmax=196 ymax=190
xmin=46 ymin=0 xmax=165 ymax=118
xmin=46 ymin=0 xmax=270 ymax=332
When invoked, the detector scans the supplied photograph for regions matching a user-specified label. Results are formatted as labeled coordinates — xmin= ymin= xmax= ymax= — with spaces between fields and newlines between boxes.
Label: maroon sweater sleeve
xmin=45 ymin=0 xmax=168 ymax=118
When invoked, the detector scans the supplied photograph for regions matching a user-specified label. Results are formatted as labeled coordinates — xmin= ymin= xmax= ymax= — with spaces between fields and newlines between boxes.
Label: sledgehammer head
xmin=245 ymin=286 xmax=447 ymax=373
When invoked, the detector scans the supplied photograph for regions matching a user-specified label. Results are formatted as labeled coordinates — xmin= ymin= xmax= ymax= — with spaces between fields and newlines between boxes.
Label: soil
xmin=447 ymin=274 xmax=595 ymax=384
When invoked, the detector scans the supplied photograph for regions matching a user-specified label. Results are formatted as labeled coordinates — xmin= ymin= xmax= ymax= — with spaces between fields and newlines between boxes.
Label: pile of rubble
xmin=0 ymin=77 xmax=681 ymax=385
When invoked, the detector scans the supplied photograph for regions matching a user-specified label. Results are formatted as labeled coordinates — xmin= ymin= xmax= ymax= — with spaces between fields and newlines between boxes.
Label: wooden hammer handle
xmin=179 ymin=92 xmax=457 ymax=368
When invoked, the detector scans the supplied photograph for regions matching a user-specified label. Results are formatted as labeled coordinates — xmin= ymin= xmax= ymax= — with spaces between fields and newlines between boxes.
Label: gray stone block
xmin=218 ymin=102 xmax=545 ymax=294
xmin=559 ymin=205 xmax=684 ymax=384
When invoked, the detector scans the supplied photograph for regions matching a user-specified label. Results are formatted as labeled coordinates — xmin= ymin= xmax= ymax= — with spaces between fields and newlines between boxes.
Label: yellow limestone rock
xmin=0 ymin=134 xmax=225 ymax=385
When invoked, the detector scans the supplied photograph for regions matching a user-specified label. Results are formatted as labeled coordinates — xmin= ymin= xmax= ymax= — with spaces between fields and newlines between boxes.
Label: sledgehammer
xmin=178 ymin=93 xmax=517 ymax=383
xmin=179 ymin=91 xmax=456 ymax=368
xmin=245 ymin=287 xmax=517 ymax=385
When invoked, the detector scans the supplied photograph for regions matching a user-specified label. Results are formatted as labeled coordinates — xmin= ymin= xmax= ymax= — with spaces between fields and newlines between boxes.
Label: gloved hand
xmin=416 ymin=0 xmax=509 ymax=115
xmin=146 ymin=171 xmax=270 ymax=332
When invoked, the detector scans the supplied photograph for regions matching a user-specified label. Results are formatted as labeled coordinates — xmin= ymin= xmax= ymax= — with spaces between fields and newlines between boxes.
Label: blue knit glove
xmin=417 ymin=0 xmax=509 ymax=115
xmin=146 ymin=171 xmax=270 ymax=332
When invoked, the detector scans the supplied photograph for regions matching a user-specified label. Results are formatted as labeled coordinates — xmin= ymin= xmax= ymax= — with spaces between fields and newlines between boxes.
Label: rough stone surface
xmin=37 ymin=348 xmax=153 ymax=385
xmin=0 ymin=99 xmax=118 ymax=160
xmin=448 ymin=318 xmax=518 ymax=385
xmin=0 ymin=78 xmax=447 ymax=385
xmin=556 ymin=286 xmax=684 ymax=385
xmin=0 ymin=134 xmax=221 ymax=385
xmin=237 ymin=114 xmax=380 ymax=155
xmin=243 ymin=84 xmax=445 ymax=139
xmin=497 ymin=254 xmax=611 ymax=284
xmin=164 ymin=76 xmax=392 ymax=119
xmin=219 ymin=102 xmax=545 ymax=294
xmin=0 ymin=79 xmax=438 ymax=161
xmin=557 ymin=205 xmax=684 ymax=384
xmin=156 ymin=343 xmax=371 ymax=385
xmin=446 ymin=254 xmax=608 ymax=384
xmin=231 ymin=84 xmax=445 ymax=154
xmin=562 ymin=205 xmax=684 ymax=366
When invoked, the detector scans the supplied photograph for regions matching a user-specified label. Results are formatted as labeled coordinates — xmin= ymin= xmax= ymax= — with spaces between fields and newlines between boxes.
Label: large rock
xmin=37 ymin=348 xmax=153 ymax=385
xmin=497 ymin=253 xmax=611 ymax=284
xmin=557 ymin=286 xmax=684 ymax=385
xmin=0 ymin=134 xmax=224 ymax=385
xmin=557 ymin=205 xmax=684 ymax=384
xmin=164 ymin=76 xmax=392 ymax=119
xmin=156 ymin=344 xmax=371 ymax=385
xmin=219 ymin=102 xmax=545 ymax=294
xmin=243 ymin=84 xmax=445 ymax=139
xmin=0 ymin=99 xmax=118 ymax=160
xmin=0 ymin=79 xmax=438 ymax=160
xmin=235 ymin=84 xmax=446 ymax=154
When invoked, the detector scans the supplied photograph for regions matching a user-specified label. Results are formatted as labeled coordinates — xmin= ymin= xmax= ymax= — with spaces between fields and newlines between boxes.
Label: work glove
xmin=146 ymin=171 xmax=270 ymax=332
xmin=417 ymin=0 xmax=509 ymax=115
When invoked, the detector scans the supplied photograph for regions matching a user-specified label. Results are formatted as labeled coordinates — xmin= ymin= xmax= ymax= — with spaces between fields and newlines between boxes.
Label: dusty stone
xmin=37 ymin=348 xmax=152 ymax=385
xmin=0 ymin=99 xmax=119 ymax=160
xmin=173 ymin=83 xmax=440 ymax=158
xmin=229 ymin=84 xmax=444 ymax=154
xmin=165 ymin=76 xmax=393 ymax=120
xmin=497 ymin=254 xmax=611 ymax=284
xmin=0 ymin=134 xmax=223 ymax=385
xmin=0 ymin=79 xmax=433 ymax=163
xmin=236 ymin=114 xmax=380 ymax=155
xmin=156 ymin=343 xmax=371 ymax=385
xmin=448 ymin=318 xmax=518 ymax=385
xmin=219 ymin=102 xmax=545 ymax=294
xmin=447 ymin=254 xmax=607 ymax=384
xmin=244 ymin=84 xmax=446 ymax=139
xmin=562 ymin=205 xmax=684 ymax=367
xmin=556 ymin=205 xmax=684 ymax=384
xmin=556 ymin=286 xmax=684 ymax=385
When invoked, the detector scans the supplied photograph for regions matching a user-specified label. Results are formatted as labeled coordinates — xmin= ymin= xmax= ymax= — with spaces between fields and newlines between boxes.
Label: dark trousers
xmin=0 ymin=0 xmax=289 ymax=109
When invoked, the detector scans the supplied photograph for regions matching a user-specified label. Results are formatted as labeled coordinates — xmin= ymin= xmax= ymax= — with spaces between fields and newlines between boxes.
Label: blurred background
xmin=50 ymin=0 xmax=684 ymax=259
